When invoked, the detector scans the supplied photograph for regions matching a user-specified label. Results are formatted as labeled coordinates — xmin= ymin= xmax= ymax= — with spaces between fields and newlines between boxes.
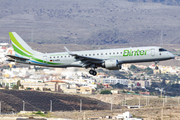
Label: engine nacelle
xmin=103 ymin=60 xmax=122 ymax=70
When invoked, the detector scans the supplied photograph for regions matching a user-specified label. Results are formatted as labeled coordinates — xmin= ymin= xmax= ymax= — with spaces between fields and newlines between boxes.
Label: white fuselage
xmin=27 ymin=46 xmax=174 ymax=68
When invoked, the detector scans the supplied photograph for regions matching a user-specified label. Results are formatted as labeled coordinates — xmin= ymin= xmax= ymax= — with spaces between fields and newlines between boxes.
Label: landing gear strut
xmin=89 ymin=64 xmax=97 ymax=76
xmin=155 ymin=61 xmax=159 ymax=70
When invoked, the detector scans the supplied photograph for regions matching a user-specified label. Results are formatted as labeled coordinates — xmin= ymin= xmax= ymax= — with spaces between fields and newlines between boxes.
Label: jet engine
xmin=102 ymin=59 xmax=122 ymax=70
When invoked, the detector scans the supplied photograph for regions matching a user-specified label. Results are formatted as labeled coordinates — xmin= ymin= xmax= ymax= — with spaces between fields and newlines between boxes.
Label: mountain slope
xmin=0 ymin=0 xmax=180 ymax=46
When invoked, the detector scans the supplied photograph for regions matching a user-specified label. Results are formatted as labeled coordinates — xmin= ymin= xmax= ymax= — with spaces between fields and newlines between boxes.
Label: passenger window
xmin=97 ymin=53 xmax=99 ymax=55
xmin=106 ymin=53 xmax=107 ymax=55
xmin=54 ymin=57 xmax=55 ymax=58
xmin=113 ymin=52 xmax=115 ymax=54
xmin=57 ymin=56 xmax=59 ymax=58
xmin=117 ymin=52 xmax=119 ymax=54
xmin=101 ymin=53 xmax=103 ymax=55
xmin=89 ymin=54 xmax=91 ymax=56
xmin=61 ymin=56 xmax=63 ymax=58
xmin=50 ymin=57 xmax=51 ymax=59
xmin=109 ymin=53 xmax=111 ymax=55
xmin=93 ymin=54 xmax=95 ymax=56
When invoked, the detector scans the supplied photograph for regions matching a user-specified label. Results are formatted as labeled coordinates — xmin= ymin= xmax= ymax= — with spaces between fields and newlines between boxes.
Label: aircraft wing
xmin=73 ymin=54 xmax=103 ymax=62
xmin=64 ymin=47 xmax=103 ymax=67
xmin=6 ymin=54 xmax=29 ymax=61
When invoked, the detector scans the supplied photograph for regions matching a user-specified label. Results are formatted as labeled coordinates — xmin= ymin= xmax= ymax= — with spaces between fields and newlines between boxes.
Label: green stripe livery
xmin=12 ymin=44 xmax=64 ymax=65
xmin=9 ymin=32 xmax=33 ymax=55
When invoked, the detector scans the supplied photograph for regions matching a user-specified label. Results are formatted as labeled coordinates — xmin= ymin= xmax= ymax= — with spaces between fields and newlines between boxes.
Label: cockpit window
xmin=159 ymin=48 xmax=167 ymax=52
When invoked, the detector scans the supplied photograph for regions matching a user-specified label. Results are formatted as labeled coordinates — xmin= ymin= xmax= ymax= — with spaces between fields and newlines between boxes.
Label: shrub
xmin=100 ymin=90 xmax=112 ymax=94
xmin=12 ymin=85 xmax=19 ymax=90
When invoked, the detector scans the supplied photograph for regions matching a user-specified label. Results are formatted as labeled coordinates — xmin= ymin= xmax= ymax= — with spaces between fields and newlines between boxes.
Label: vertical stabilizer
xmin=9 ymin=32 xmax=42 ymax=56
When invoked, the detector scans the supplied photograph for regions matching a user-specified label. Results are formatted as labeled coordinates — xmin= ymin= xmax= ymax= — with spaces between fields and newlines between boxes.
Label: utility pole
xmin=80 ymin=99 xmax=82 ymax=112
xmin=84 ymin=111 xmax=86 ymax=120
xmin=125 ymin=95 xmax=126 ymax=105
xmin=122 ymin=99 xmax=123 ymax=106
xmin=161 ymin=107 xmax=163 ymax=120
xmin=111 ymin=98 xmax=112 ymax=111
xmin=163 ymin=98 xmax=164 ymax=107
xmin=0 ymin=101 xmax=1 ymax=115
xmin=50 ymin=100 xmax=52 ymax=112
xmin=130 ymin=84 xmax=132 ymax=91
xmin=139 ymin=98 xmax=140 ymax=108
xmin=146 ymin=96 xmax=147 ymax=106
xmin=22 ymin=101 xmax=25 ymax=111
xmin=148 ymin=96 xmax=149 ymax=105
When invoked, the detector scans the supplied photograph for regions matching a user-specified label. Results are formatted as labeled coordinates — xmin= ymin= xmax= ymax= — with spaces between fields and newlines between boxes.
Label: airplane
xmin=7 ymin=32 xmax=175 ymax=76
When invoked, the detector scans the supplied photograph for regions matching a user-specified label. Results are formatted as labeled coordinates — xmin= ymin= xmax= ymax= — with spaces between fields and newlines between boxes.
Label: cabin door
xmin=43 ymin=56 xmax=47 ymax=63
xmin=151 ymin=49 xmax=155 ymax=57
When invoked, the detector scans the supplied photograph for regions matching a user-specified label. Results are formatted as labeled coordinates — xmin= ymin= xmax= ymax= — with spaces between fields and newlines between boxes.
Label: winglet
xmin=64 ymin=46 xmax=71 ymax=54
xmin=64 ymin=47 xmax=77 ymax=56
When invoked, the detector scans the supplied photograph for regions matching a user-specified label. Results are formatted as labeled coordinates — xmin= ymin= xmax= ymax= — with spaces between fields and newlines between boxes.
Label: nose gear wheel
xmin=155 ymin=61 xmax=159 ymax=70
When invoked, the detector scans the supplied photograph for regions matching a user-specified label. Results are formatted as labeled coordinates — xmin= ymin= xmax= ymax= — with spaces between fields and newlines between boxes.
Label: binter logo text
xmin=123 ymin=49 xmax=148 ymax=57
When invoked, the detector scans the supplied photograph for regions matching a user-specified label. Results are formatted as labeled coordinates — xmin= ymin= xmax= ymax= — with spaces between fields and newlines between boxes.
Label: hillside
xmin=0 ymin=0 xmax=180 ymax=46
xmin=0 ymin=90 xmax=111 ymax=113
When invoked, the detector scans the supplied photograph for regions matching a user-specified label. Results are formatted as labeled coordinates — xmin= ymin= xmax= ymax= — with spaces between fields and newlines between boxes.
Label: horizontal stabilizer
xmin=6 ymin=58 xmax=15 ymax=62
xmin=6 ymin=54 xmax=29 ymax=60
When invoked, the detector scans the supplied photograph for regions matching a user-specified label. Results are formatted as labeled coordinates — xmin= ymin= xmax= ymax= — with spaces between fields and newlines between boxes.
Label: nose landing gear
xmin=155 ymin=61 xmax=159 ymax=70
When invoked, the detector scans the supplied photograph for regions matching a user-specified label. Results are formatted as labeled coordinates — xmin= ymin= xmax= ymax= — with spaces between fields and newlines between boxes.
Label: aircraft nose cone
xmin=169 ymin=53 xmax=175 ymax=59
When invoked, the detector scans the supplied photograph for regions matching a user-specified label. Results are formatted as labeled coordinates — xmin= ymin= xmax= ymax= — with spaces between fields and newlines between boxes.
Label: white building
xmin=103 ymin=79 xmax=129 ymax=85
xmin=113 ymin=111 xmax=143 ymax=120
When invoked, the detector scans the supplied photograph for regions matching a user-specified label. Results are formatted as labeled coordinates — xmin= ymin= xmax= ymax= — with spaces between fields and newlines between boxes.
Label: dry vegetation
xmin=50 ymin=107 xmax=180 ymax=120
xmin=2 ymin=93 xmax=180 ymax=119
xmin=0 ymin=90 xmax=111 ymax=113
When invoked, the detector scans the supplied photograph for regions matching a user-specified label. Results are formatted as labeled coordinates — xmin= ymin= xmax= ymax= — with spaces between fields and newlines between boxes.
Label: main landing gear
xmin=89 ymin=69 xmax=97 ymax=76
xmin=155 ymin=61 xmax=159 ymax=70
xmin=89 ymin=64 xmax=97 ymax=76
